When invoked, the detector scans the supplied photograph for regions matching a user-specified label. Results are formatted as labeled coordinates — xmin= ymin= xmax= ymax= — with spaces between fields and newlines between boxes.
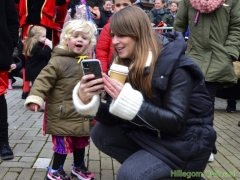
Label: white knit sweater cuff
xmin=72 ymin=82 xmax=100 ymax=116
xmin=109 ymin=83 xmax=143 ymax=120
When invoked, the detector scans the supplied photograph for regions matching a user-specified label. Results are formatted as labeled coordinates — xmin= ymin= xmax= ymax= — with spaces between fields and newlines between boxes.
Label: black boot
xmin=226 ymin=99 xmax=236 ymax=113
xmin=0 ymin=141 xmax=14 ymax=160
xmin=21 ymin=91 xmax=29 ymax=99
xmin=0 ymin=130 xmax=14 ymax=160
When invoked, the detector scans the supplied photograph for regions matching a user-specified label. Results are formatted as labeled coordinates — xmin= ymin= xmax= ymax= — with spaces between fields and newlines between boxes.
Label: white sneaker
xmin=208 ymin=153 xmax=214 ymax=162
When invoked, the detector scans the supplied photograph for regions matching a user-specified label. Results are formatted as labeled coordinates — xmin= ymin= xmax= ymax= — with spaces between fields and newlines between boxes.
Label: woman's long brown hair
xmin=110 ymin=6 xmax=162 ymax=98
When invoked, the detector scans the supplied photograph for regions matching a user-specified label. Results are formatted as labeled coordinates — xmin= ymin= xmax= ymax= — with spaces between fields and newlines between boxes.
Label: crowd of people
xmin=0 ymin=0 xmax=239 ymax=180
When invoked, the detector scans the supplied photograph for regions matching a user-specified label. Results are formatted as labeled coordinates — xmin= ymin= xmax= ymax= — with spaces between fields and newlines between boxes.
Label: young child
xmin=24 ymin=19 xmax=96 ymax=180
xmin=22 ymin=26 xmax=52 ymax=85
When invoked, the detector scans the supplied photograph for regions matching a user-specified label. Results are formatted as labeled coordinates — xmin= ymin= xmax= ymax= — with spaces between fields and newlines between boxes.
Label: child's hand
xmin=28 ymin=103 xmax=40 ymax=112
xmin=45 ymin=39 xmax=52 ymax=49
xmin=10 ymin=64 xmax=16 ymax=70
xmin=78 ymin=74 xmax=104 ymax=104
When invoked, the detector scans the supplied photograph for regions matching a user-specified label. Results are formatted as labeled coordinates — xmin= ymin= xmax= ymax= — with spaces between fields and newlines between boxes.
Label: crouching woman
xmin=72 ymin=6 xmax=216 ymax=180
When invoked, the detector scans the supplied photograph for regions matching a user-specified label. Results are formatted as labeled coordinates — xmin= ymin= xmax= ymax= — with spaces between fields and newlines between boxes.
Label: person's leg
xmin=73 ymin=148 xmax=85 ymax=167
xmin=204 ymin=82 xmax=219 ymax=115
xmin=8 ymin=73 xmax=13 ymax=90
xmin=226 ymin=99 xmax=236 ymax=113
xmin=72 ymin=147 xmax=94 ymax=179
xmin=8 ymin=79 xmax=13 ymax=90
xmin=117 ymin=149 xmax=173 ymax=180
xmin=22 ymin=68 xmax=30 ymax=99
xmin=91 ymin=123 xmax=142 ymax=164
xmin=21 ymin=25 xmax=31 ymax=99
xmin=52 ymin=152 xmax=67 ymax=170
xmin=204 ymin=82 xmax=219 ymax=159
xmin=0 ymin=94 xmax=14 ymax=160
xmin=46 ymin=135 xmax=71 ymax=180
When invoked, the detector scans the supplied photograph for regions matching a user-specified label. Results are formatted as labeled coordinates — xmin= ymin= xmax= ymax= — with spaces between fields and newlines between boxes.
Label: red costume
xmin=14 ymin=0 xmax=69 ymax=96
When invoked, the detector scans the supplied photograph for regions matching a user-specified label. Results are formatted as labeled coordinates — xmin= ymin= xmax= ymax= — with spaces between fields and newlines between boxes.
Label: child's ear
xmin=112 ymin=4 xmax=115 ymax=11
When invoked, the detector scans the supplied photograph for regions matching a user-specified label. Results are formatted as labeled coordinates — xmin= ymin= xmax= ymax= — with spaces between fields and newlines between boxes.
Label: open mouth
xmin=116 ymin=47 xmax=124 ymax=53
xmin=76 ymin=44 xmax=83 ymax=48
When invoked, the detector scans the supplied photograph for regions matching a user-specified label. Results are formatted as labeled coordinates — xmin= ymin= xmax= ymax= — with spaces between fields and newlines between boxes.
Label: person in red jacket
xmin=96 ymin=0 xmax=133 ymax=75
xmin=14 ymin=0 xmax=69 ymax=99
xmin=0 ymin=0 xmax=19 ymax=160
xmin=96 ymin=0 xmax=132 ymax=103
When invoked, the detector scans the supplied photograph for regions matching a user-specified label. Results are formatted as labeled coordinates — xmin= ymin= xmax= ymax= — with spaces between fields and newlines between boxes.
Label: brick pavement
xmin=0 ymin=78 xmax=240 ymax=180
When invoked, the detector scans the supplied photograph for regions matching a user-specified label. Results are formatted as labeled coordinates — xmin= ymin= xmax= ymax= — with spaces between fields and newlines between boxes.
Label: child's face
xmin=38 ymin=30 xmax=46 ymax=44
xmin=170 ymin=3 xmax=178 ymax=12
xmin=103 ymin=1 xmax=112 ymax=11
xmin=112 ymin=0 xmax=131 ymax=13
xmin=67 ymin=31 xmax=90 ymax=55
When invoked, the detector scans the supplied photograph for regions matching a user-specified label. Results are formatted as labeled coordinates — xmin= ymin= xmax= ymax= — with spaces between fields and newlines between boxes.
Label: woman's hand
xmin=78 ymin=74 xmax=104 ymax=104
xmin=28 ymin=103 xmax=40 ymax=112
xmin=102 ymin=73 xmax=124 ymax=100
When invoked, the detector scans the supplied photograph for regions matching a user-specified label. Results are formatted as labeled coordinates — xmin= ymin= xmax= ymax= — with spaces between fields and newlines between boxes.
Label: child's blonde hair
xmin=57 ymin=19 xmax=97 ymax=54
xmin=22 ymin=25 xmax=46 ymax=56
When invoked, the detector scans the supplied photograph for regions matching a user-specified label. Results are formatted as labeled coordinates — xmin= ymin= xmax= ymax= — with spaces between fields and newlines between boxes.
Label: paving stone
xmin=100 ymin=151 xmax=110 ymax=158
xmin=8 ymin=168 xmax=22 ymax=172
xmin=31 ymin=171 xmax=47 ymax=180
xmin=12 ymin=144 xmax=29 ymax=155
xmin=100 ymin=157 xmax=113 ymax=170
xmin=0 ymin=168 xmax=9 ymax=179
xmin=38 ymin=148 xmax=53 ymax=158
xmin=9 ymin=130 xmax=26 ymax=140
xmin=92 ymin=173 xmax=100 ymax=180
xmin=2 ymin=172 xmax=19 ymax=180
xmin=112 ymin=160 xmax=120 ymax=174
xmin=17 ymin=169 xmax=35 ymax=180
xmin=217 ymin=146 xmax=233 ymax=156
xmin=20 ymin=157 xmax=36 ymax=163
xmin=225 ymin=155 xmax=240 ymax=167
xmin=89 ymin=160 xmax=100 ymax=173
xmin=101 ymin=169 xmax=114 ymax=180
xmin=26 ymin=140 xmax=45 ymax=153
xmin=0 ymin=162 xmax=33 ymax=168
xmin=43 ymin=142 xmax=52 ymax=149
xmin=89 ymin=149 xmax=100 ymax=161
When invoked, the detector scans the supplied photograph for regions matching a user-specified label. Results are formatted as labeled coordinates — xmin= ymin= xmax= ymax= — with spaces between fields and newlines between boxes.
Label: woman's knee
xmin=90 ymin=123 xmax=108 ymax=148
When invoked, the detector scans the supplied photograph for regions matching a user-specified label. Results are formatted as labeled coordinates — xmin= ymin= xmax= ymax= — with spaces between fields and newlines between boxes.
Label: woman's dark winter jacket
xmin=0 ymin=0 xmax=19 ymax=71
xmin=73 ymin=32 xmax=216 ymax=172
xmin=25 ymin=41 xmax=51 ymax=81
xmin=95 ymin=8 xmax=112 ymax=28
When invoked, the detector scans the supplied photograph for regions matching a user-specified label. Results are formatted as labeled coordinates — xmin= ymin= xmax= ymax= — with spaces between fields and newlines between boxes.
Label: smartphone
xmin=91 ymin=11 xmax=97 ymax=17
xmin=81 ymin=59 xmax=103 ymax=90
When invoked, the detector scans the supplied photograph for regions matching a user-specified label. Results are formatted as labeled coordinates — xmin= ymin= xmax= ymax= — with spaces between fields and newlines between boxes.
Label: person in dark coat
xmin=8 ymin=31 xmax=25 ymax=90
xmin=0 ymin=0 xmax=19 ymax=160
xmin=22 ymin=25 xmax=52 ymax=84
xmin=72 ymin=6 xmax=216 ymax=179
xmin=95 ymin=0 xmax=113 ymax=28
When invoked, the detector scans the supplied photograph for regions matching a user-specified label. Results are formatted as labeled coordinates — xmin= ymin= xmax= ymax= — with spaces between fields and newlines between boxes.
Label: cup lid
xmin=110 ymin=64 xmax=129 ymax=74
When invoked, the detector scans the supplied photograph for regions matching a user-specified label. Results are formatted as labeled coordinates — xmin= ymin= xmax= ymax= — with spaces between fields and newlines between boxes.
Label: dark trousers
xmin=91 ymin=123 xmax=182 ymax=180
xmin=0 ymin=94 xmax=8 ymax=141
xmin=205 ymin=81 xmax=219 ymax=154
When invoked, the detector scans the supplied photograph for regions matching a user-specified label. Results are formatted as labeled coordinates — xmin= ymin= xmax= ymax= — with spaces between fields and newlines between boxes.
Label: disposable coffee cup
xmin=109 ymin=64 xmax=129 ymax=84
